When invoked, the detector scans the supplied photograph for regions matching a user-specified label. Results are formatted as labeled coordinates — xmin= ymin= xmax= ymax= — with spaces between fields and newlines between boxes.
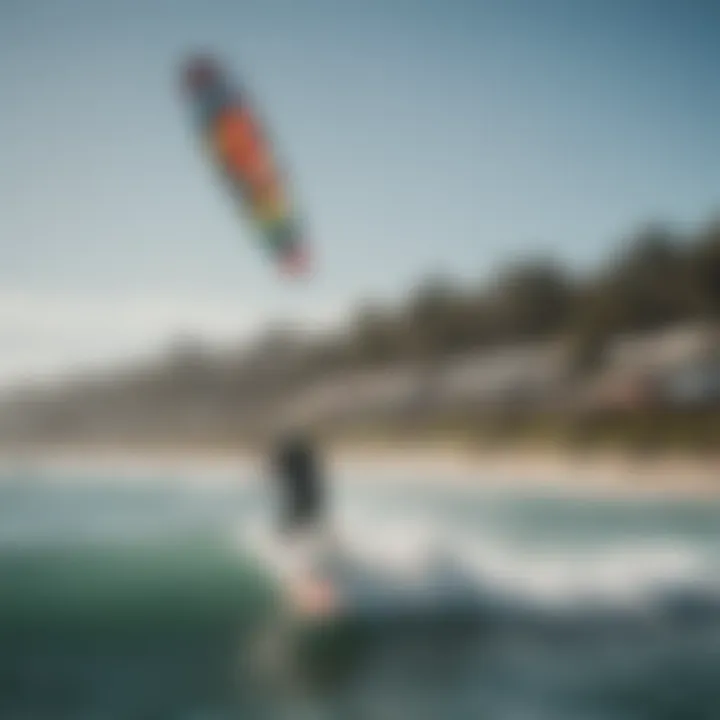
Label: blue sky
xmin=1 ymin=0 xmax=720 ymax=382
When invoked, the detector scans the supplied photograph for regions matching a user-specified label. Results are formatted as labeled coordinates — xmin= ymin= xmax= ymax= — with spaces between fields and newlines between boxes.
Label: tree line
xmin=0 ymin=214 xmax=719 ymax=446
xmin=305 ymin=217 xmax=720 ymax=376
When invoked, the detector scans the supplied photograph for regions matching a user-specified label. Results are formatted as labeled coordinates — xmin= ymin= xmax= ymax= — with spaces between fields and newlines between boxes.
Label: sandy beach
xmin=329 ymin=443 xmax=720 ymax=498
xmin=0 ymin=442 xmax=718 ymax=498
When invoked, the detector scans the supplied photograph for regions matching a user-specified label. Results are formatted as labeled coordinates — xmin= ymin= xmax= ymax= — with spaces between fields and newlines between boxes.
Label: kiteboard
xmin=239 ymin=523 xmax=348 ymax=620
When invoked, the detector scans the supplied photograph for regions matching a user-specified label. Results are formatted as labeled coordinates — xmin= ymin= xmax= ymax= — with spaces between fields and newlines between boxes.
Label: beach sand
xmin=0 ymin=442 xmax=718 ymax=498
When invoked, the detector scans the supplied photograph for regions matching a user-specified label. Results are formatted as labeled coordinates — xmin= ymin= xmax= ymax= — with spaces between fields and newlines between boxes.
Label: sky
xmin=1 ymin=0 xmax=720 ymax=385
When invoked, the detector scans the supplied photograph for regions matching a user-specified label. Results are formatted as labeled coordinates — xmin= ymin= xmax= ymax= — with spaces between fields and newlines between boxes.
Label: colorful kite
xmin=182 ymin=55 xmax=310 ymax=276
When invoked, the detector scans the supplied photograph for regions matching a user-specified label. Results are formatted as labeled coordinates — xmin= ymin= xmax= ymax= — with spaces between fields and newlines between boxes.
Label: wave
xmin=0 ymin=480 xmax=718 ymax=719
xmin=233 ymin=508 xmax=720 ymax=628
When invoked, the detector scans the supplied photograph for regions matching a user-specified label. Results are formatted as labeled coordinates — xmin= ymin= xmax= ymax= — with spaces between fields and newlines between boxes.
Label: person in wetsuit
xmin=272 ymin=430 xmax=325 ymax=536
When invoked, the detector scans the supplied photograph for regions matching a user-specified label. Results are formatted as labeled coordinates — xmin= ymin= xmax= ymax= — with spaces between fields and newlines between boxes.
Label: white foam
xmin=234 ymin=508 xmax=718 ymax=614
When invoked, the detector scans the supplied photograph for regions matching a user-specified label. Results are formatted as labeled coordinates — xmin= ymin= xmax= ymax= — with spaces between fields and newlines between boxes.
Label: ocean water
xmin=1 ymin=463 xmax=719 ymax=719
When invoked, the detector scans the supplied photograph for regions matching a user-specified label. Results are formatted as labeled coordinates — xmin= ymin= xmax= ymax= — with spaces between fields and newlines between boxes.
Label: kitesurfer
xmin=272 ymin=429 xmax=325 ymax=536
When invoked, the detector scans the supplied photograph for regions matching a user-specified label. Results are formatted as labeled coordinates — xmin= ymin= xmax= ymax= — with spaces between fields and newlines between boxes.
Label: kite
xmin=182 ymin=55 xmax=310 ymax=276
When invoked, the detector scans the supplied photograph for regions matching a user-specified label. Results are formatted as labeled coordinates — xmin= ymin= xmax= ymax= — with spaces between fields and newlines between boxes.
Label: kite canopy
xmin=181 ymin=55 xmax=310 ymax=277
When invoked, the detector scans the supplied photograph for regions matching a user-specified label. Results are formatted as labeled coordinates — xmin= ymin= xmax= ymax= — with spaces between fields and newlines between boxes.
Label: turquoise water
xmin=1 ymin=466 xmax=719 ymax=718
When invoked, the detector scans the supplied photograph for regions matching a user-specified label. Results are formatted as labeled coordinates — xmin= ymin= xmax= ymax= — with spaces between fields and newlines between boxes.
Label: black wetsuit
xmin=273 ymin=435 xmax=324 ymax=535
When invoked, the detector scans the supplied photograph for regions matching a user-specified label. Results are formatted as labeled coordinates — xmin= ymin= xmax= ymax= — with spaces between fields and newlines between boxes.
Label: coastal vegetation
xmin=1 ymin=215 xmax=719 ymax=456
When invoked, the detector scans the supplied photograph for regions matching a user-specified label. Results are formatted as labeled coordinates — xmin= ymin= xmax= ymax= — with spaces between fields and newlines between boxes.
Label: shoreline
xmin=331 ymin=443 xmax=720 ymax=499
xmin=0 ymin=442 xmax=718 ymax=498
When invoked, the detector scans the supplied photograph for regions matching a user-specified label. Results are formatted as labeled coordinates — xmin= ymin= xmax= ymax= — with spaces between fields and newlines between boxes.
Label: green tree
xmin=489 ymin=259 xmax=574 ymax=341
xmin=688 ymin=220 xmax=720 ymax=319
